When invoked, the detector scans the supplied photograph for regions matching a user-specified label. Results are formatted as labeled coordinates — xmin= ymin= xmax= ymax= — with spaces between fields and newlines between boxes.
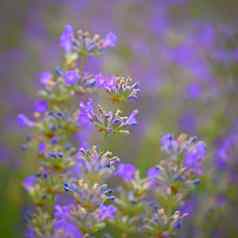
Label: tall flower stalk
xmin=19 ymin=25 xmax=206 ymax=238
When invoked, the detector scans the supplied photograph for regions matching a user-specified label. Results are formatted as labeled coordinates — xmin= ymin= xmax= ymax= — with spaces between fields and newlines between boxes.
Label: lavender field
xmin=1 ymin=1 xmax=238 ymax=237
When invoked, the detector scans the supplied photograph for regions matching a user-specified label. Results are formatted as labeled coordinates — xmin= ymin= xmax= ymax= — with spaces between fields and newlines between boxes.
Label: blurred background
xmin=1 ymin=0 xmax=238 ymax=237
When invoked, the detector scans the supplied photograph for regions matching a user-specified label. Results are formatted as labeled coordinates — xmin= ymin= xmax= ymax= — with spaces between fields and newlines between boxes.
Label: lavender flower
xmin=54 ymin=204 xmax=72 ymax=221
xmin=124 ymin=109 xmax=138 ymax=126
xmin=160 ymin=133 xmax=178 ymax=154
xmin=60 ymin=24 xmax=74 ymax=53
xmin=102 ymin=32 xmax=117 ymax=48
xmin=38 ymin=142 xmax=46 ymax=155
xmin=95 ymin=74 xmax=140 ymax=102
xmin=116 ymin=163 xmax=136 ymax=182
xmin=40 ymin=72 xmax=52 ymax=87
xmin=146 ymin=166 xmax=161 ymax=188
xmin=73 ymin=145 xmax=120 ymax=179
xmin=79 ymin=102 xmax=138 ymax=135
xmin=53 ymin=220 xmax=83 ymax=238
xmin=17 ymin=114 xmax=35 ymax=128
xmin=97 ymin=204 xmax=117 ymax=221
xmin=78 ymin=99 xmax=94 ymax=126
xmin=69 ymin=30 xmax=118 ymax=56
xmin=23 ymin=176 xmax=37 ymax=192
xmin=147 ymin=166 xmax=160 ymax=178
xmin=25 ymin=227 xmax=35 ymax=238
xmin=95 ymin=74 xmax=116 ymax=89
xmin=34 ymin=100 xmax=48 ymax=113
xmin=64 ymin=70 xmax=80 ymax=86
xmin=184 ymin=141 xmax=206 ymax=175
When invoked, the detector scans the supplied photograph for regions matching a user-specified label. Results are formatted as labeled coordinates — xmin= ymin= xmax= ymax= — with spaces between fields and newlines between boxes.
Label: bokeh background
xmin=1 ymin=0 xmax=238 ymax=237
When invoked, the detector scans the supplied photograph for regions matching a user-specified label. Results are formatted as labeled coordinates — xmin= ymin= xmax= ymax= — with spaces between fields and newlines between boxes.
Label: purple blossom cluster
xmin=60 ymin=24 xmax=117 ymax=56
xmin=19 ymin=25 xmax=207 ymax=238
xmin=79 ymin=101 xmax=139 ymax=135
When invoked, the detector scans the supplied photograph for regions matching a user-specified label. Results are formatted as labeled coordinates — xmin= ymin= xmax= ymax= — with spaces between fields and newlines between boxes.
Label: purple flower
xmin=196 ymin=141 xmax=207 ymax=157
xmin=147 ymin=166 xmax=160 ymax=187
xmin=97 ymin=204 xmax=117 ymax=221
xmin=54 ymin=204 xmax=72 ymax=220
xmin=184 ymin=141 xmax=206 ymax=175
xmin=25 ymin=227 xmax=35 ymax=238
xmin=53 ymin=204 xmax=82 ymax=238
xmin=95 ymin=74 xmax=116 ymax=89
xmin=64 ymin=70 xmax=80 ymax=85
xmin=179 ymin=199 xmax=194 ymax=216
xmin=17 ymin=114 xmax=35 ymax=128
xmin=147 ymin=166 xmax=160 ymax=178
xmin=78 ymin=99 xmax=94 ymax=124
xmin=23 ymin=176 xmax=37 ymax=192
xmin=60 ymin=24 xmax=74 ymax=53
xmin=124 ymin=110 xmax=138 ymax=126
xmin=34 ymin=100 xmax=48 ymax=113
xmin=77 ymin=100 xmax=94 ymax=146
xmin=38 ymin=142 xmax=46 ymax=155
xmin=160 ymin=133 xmax=178 ymax=154
xmin=173 ymin=220 xmax=182 ymax=230
xmin=94 ymin=74 xmax=106 ymax=88
xmin=102 ymin=32 xmax=117 ymax=48
xmin=53 ymin=220 xmax=83 ymax=238
xmin=51 ymin=137 xmax=59 ymax=145
xmin=116 ymin=163 xmax=136 ymax=182
xmin=40 ymin=72 xmax=52 ymax=86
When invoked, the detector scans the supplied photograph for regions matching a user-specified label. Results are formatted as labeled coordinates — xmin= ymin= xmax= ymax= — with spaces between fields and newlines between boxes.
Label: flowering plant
xmin=19 ymin=25 xmax=206 ymax=238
